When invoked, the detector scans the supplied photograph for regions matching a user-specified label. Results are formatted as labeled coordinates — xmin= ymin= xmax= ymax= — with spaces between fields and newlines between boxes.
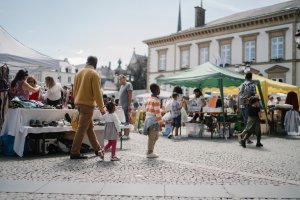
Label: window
xmin=240 ymin=33 xmax=259 ymax=63
xmin=68 ymin=76 xmax=71 ymax=83
xmin=200 ymin=48 xmax=209 ymax=64
xmin=266 ymin=28 xmax=288 ymax=61
xmin=271 ymin=36 xmax=284 ymax=59
xmin=217 ymin=37 xmax=233 ymax=66
xmin=159 ymin=53 xmax=166 ymax=71
xmin=197 ymin=41 xmax=211 ymax=65
xmin=65 ymin=68 xmax=69 ymax=73
xmin=244 ymin=41 xmax=255 ymax=62
xmin=179 ymin=44 xmax=192 ymax=69
xmin=221 ymin=44 xmax=231 ymax=65
xmin=157 ymin=49 xmax=167 ymax=71
xmin=271 ymin=78 xmax=284 ymax=83
xmin=181 ymin=49 xmax=190 ymax=68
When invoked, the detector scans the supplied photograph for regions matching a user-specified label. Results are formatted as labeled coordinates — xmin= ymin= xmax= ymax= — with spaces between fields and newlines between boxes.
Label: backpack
xmin=239 ymin=81 xmax=255 ymax=105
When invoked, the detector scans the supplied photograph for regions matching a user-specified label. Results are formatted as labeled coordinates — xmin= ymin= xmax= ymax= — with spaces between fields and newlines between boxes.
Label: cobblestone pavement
xmin=0 ymin=129 xmax=300 ymax=199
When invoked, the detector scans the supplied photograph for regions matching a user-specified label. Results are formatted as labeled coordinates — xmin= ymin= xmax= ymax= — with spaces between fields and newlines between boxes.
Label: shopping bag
xmin=71 ymin=110 xmax=80 ymax=130
xmin=162 ymin=112 xmax=173 ymax=122
xmin=181 ymin=108 xmax=188 ymax=123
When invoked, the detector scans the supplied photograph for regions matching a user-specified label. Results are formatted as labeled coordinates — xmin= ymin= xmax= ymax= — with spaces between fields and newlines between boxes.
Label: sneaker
xmin=167 ymin=134 xmax=173 ymax=139
xmin=256 ymin=143 xmax=263 ymax=147
xmin=247 ymin=139 xmax=253 ymax=144
xmin=122 ymin=135 xmax=130 ymax=140
xmin=70 ymin=154 xmax=88 ymax=159
xmin=241 ymin=140 xmax=246 ymax=148
xmin=111 ymin=156 xmax=120 ymax=161
xmin=147 ymin=153 xmax=159 ymax=159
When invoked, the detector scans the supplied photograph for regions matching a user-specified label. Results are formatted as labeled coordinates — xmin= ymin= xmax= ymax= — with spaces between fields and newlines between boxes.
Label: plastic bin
xmin=186 ymin=123 xmax=204 ymax=137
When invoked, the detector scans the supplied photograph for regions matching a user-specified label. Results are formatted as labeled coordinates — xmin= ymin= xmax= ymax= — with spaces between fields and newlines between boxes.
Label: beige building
xmin=144 ymin=0 xmax=300 ymax=94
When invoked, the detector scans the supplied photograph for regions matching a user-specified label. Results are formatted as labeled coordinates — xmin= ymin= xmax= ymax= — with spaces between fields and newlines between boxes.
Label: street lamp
xmin=235 ymin=64 xmax=249 ymax=74
xmin=295 ymin=29 xmax=300 ymax=50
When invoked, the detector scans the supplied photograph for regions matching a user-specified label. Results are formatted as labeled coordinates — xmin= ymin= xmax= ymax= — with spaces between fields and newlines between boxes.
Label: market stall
xmin=0 ymin=108 xmax=132 ymax=157
xmin=157 ymin=62 xmax=267 ymax=116
xmin=157 ymin=62 xmax=270 ymax=137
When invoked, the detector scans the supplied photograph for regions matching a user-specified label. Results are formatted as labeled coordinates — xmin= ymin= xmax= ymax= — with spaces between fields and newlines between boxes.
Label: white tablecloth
xmin=0 ymin=108 xmax=128 ymax=157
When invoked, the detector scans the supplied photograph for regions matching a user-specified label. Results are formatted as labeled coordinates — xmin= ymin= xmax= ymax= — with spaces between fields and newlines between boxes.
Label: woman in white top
xmin=44 ymin=76 xmax=63 ymax=107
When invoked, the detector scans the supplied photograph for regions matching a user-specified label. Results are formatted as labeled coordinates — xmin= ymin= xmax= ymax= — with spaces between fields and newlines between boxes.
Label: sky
xmin=0 ymin=0 xmax=290 ymax=69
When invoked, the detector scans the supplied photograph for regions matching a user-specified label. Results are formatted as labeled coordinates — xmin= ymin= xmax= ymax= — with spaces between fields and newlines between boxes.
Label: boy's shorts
xmin=172 ymin=115 xmax=181 ymax=128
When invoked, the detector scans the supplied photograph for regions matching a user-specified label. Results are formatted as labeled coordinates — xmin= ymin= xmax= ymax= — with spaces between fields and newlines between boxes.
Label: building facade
xmin=127 ymin=50 xmax=147 ymax=90
xmin=144 ymin=0 xmax=300 ymax=94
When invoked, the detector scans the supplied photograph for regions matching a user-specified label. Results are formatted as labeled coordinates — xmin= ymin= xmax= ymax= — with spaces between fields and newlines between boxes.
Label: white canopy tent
xmin=136 ymin=90 xmax=172 ymax=99
xmin=0 ymin=26 xmax=59 ymax=72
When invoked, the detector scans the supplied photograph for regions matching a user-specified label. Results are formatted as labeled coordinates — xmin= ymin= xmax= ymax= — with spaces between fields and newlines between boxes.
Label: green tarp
xmin=157 ymin=62 xmax=248 ymax=88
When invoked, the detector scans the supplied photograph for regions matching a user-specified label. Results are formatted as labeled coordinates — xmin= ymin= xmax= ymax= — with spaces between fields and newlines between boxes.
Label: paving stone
xmin=225 ymin=185 xmax=300 ymax=198
xmin=0 ymin=179 xmax=47 ymax=193
xmin=100 ymin=183 xmax=164 ymax=196
xmin=36 ymin=181 xmax=104 ymax=195
xmin=0 ymin=131 xmax=300 ymax=199
xmin=165 ymin=184 xmax=230 ymax=198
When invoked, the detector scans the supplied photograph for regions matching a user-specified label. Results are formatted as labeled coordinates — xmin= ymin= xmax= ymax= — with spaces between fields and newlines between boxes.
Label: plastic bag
xmin=181 ymin=108 xmax=188 ymax=123
xmin=162 ymin=112 xmax=173 ymax=122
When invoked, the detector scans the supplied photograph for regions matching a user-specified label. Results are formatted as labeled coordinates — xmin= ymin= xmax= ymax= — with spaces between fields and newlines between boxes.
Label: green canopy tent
xmin=157 ymin=62 xmax=267 ymax=124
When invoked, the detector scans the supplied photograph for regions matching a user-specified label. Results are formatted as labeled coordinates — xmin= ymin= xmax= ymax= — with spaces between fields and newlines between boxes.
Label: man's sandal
xmin=98 ymin=148 xmax=105 ymax=160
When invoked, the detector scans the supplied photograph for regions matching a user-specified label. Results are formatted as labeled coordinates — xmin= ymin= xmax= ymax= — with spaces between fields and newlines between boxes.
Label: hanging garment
xmin=284 ymin=110 xmax=300 ymax=133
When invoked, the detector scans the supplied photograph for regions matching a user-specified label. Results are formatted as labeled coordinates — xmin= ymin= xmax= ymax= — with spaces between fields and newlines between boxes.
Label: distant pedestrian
xmin=143 ymin=83 xmax=162 ymax=159
xmin=238 ymin=72 xmax=256 ymax=144
xmin=240 ymin=96 xmax=263 ymax=148
xmin=44 ymin=76 xmax=63 ymax=107
xmin=10 ymin=70 xmax=40 ymax=100
xmin=170 ymin=92 xmax=182 ymax=140
xmin=118 ymin=74 xmax=133 ymax=140
xmin=101 ymin=101 xmax=121 ymax=161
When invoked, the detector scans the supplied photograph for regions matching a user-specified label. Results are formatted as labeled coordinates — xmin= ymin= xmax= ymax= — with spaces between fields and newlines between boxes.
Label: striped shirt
xmin=145 ymin=96 xmax=162 ymax=122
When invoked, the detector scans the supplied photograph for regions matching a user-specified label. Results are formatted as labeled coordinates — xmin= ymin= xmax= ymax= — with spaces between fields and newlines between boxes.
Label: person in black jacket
xmin=240 ymin=96 xmax=263 ymax=148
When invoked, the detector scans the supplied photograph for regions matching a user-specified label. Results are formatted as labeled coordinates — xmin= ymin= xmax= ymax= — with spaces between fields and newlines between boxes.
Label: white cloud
xmin=76 ymin=49 xmax=83 ymax=55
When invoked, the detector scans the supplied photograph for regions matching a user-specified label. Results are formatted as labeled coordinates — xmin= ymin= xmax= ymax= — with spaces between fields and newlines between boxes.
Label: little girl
xmin=99 ymin=101 xmax=121 ymax=161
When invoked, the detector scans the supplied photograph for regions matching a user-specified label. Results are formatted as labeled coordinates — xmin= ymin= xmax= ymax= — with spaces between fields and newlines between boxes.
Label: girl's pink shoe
xmin=111 ymin=156 xmax=120 ymax=161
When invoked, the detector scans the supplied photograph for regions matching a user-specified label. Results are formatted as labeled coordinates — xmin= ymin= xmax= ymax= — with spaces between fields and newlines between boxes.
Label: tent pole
xmin=256 ymin=81 xmax=269 ymax=134
xmin=219 ymin=78 xmax=226 ymax=138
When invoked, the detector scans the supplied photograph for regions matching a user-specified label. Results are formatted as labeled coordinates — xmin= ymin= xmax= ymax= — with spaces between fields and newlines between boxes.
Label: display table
xmin=0 ymin=108 xmax=131 ymax=157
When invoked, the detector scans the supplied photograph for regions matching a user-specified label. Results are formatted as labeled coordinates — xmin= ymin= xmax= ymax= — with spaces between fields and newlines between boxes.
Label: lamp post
xmin=295 ymin=29 xmax=300 ymax=50
xmin=235 ymin=63 xmax=250 ymax=74
xmin=235 ymin=58 xmax=255 ymax=74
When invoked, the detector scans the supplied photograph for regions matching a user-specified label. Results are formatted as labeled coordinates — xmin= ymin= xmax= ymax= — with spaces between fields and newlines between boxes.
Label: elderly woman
xmin=10 ymin=70 xmax=40 ymax=100
xmin=44 ymin=76 xmax=63 ymax=107
xmin=26 ymin=76 xmax=41 ymax=101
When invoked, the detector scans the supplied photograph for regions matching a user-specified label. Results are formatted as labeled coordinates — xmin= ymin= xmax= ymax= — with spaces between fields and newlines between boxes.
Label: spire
xmin=201 ymin=0 xmax=203 ymax=8
xmin=177 ymin=0 xmax=182 ymax=32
